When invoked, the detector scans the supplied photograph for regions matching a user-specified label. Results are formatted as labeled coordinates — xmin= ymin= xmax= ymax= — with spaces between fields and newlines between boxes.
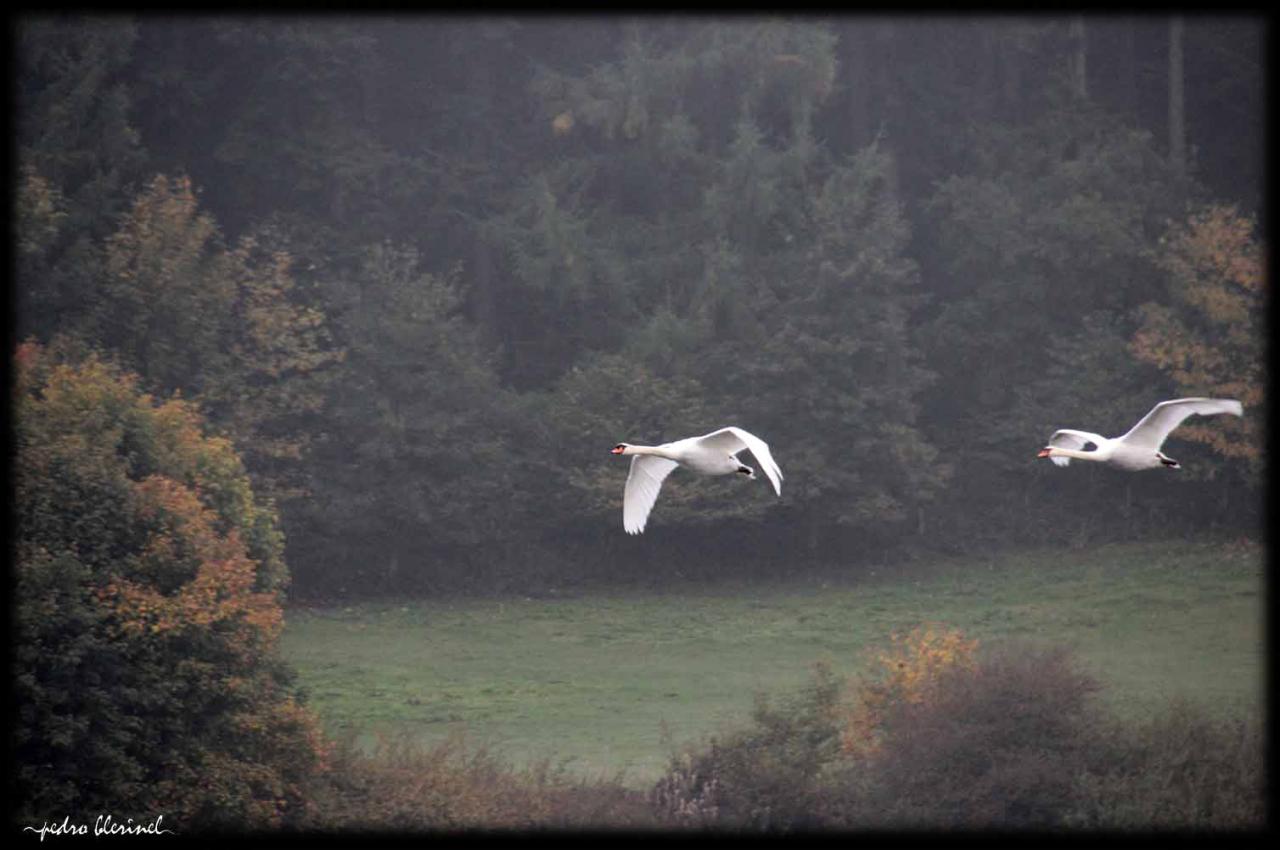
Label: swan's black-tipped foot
xmin=1160 ymin=457 xmax=1181 ymax=469
xmin=736 ymin=465 xmax=754 ymax=478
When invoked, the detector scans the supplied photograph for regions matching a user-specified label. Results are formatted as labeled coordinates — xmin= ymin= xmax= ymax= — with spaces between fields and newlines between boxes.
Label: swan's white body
xmin=611 ymin=426 xmax=783 ymax=534
xmin=1037 ymin=398 xmax=1243 ymax=471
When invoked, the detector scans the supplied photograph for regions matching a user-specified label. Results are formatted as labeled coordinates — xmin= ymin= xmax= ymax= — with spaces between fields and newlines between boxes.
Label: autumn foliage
xmin=836 ymin=639 xmax=1103 ymax=827
xmin=12 ymin=342 xmax=327 ymax=830
xmin=839 ymin=625 xmax=979 ymax=759
xmin=92 ymin=174 xmax=341 ymax=505
xmin=653 ymin=628 xmax=1259 ymax=830
xmin=1132 ymin=204 xmax=1265 ymax=471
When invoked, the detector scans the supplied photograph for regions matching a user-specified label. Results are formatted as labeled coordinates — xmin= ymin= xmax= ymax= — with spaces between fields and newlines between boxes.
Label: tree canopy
xmin=13 ymin=14 xmax=1264 ymax=594
xmin=13 ymin=342 xmax=326 ymax=828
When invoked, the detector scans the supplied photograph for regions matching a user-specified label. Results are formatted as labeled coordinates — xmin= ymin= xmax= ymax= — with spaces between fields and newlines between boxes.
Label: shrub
xmin=307 ymin=730 xmax=660 ymax=831
xmin=1070 ymin=700 xmax=1264 ymax=829
xmin=840 ymin=624 xmax=979 ymax=760
xmin=12 ymin=341 xmax=327 ymax=830
xmin=656 ymin=630 xmax=1263 ymax=832
xmin=836 ymin=641 xmax=1104 ymax=828
xmin=651 ymin=663 xmax=845 ymax=831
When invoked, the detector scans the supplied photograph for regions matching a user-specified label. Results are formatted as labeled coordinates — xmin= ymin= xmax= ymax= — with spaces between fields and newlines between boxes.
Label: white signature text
xmin=23 ymin=815 xmax=174 ymax=841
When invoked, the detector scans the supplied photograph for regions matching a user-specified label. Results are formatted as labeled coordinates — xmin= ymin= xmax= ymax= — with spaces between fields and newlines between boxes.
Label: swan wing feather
xmin=1117 ymin=398 xmax=1243 ymax=450
xmin=695 ymin=427 xmax=783 ymax=496
xmin=623 ymin=455 xmax=679 ymax=535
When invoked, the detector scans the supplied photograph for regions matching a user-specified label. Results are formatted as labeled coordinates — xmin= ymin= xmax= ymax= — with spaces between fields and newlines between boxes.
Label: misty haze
xmin=12 ymin=13 xmax=1264 ymax=834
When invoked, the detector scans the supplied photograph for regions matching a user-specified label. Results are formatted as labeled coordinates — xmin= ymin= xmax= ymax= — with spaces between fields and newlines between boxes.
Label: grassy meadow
xmin=280 ymin=540 xmax=1264 ymax=787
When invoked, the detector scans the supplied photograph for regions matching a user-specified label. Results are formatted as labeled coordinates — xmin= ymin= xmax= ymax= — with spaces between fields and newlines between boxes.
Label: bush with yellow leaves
xmin=839 ymin=624 xmax=979 ymax=760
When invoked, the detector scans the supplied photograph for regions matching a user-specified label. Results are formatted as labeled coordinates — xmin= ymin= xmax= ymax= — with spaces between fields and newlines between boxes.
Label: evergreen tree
xmin=86 ymin=174 xmax=343 ymax=506
xmin=294 ymin=244 xmax=518 ymax=594
xmin=918 ymin=104 xmax=1193 ymax=541
xmin=14 ymin=16 xmax=146 ymax=342
xmin=725 ymin=143 xmax=947 ymax=545
xmin=15 ymin=16 xmax=145 ymax=237
xmin=520 ymin=22 xmax=942 ymax=548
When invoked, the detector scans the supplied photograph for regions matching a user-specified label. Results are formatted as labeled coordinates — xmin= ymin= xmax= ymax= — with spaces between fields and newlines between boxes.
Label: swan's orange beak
xmin=611 ymin=446 xmax=626 ymax=455
xmin=1037 ymin=448 xmax=1052 ymax=458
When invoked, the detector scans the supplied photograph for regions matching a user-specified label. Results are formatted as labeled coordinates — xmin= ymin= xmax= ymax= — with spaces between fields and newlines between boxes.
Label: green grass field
xmin=280 ymin=540 xmax=1264 ymax=786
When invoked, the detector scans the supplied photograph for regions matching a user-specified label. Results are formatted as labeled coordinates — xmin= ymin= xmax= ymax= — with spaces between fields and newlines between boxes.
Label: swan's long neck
xmin=626 ymin=444 xmax=676 ymax=460
xmin=1049 ymin=447 xmax=1105 ymax=462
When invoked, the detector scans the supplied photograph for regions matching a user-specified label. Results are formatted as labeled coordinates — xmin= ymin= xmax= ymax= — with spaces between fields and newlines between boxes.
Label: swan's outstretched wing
xmin=623 ymin=455 xmax=679 ymax=535
xmin=694 ymin=427 xmax=783 ymax=496
xmin=1045 ymin=429 xmax=1109 ymax=467
xmin=1117 ymin=398 xmax=1243 ymax=450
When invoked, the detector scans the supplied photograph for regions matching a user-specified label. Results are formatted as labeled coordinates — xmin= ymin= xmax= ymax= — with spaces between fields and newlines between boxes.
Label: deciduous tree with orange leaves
xmin=13 ymin=341 xmax=327 ymax=830
xmin=1131 ymin=204 xmax=1264 ymax=477
xmin=90 ymin=173 xmax=342 ymax=506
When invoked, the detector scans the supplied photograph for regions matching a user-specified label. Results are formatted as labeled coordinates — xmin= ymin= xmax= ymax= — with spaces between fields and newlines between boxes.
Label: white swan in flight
xmin=611 ymin=426 xmax=783 ymax=534
xmin=1037 ymin=397 xmax=1243 ymax=471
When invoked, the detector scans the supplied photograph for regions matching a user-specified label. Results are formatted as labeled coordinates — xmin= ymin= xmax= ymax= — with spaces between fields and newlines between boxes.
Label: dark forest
xmin=12 ymin=14 xmax=1265 ymax=833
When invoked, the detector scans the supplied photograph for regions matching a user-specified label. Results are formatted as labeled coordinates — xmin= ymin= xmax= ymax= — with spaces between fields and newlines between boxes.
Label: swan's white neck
xmin=1046 ymin=446 xmax=1106 ymax=462
xmin=623 ymin=444 xmax=674 ymax=459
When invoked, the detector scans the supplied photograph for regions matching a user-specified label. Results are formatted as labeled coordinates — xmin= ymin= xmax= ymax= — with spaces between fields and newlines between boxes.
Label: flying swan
xmin=1036 ymin=397 xmax=1243 ymax=471
xmin=611 ymin=426 xmax=783 ymax=534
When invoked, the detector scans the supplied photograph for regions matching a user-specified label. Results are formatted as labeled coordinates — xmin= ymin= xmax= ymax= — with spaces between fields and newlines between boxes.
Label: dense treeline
xmin=10 ymin=15 xmax=1265 ymax=831
xmin=15 ymin=15 xmax=1264 ymax=598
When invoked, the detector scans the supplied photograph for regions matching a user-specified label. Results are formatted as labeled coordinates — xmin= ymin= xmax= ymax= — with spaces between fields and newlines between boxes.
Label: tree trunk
xmin=837 ymin=21 xmax=872 ymax=153
xmin=1168 ymin=16 xmax=1187 ymax=175
xmin=1000 ymin=21 xmax=1024 ymax=121
xmin=871 ymin=20 xmax=895 ymax=133
xmin=976 ymin=24 xmax=998 ymax=120
xmin=869 ymin=21 xmax=903 ymax=205
xmin=470 ymin=224 xmax=499 ymax=345
xmin=1115 ymin=17 xmax=1139 ymax=118
xmin=1069 ymin=17 xmax=1088 ymax=100
xmin=806 ymin=512 xmax=821 ymax=555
